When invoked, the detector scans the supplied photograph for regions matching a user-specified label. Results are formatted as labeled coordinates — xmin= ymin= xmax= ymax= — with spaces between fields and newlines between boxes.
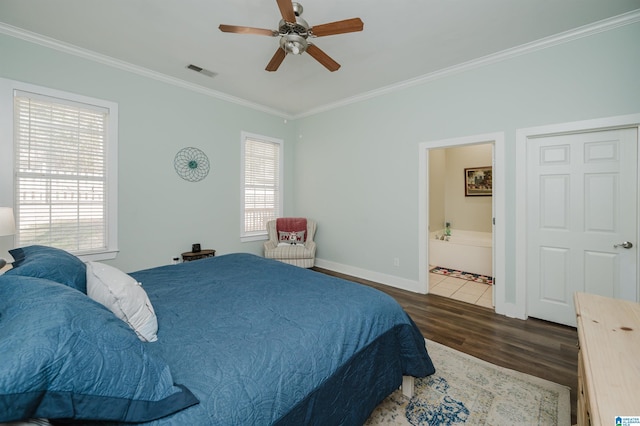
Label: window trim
xmin=0 ymin=78 xmax=118 ymax=261
xmin=240 ymin=131 xmax=283 ymax=242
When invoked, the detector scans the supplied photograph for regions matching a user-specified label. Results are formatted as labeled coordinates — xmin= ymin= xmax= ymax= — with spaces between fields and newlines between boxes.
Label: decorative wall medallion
xmin=174 ymin=147 xmax=210 ymax=182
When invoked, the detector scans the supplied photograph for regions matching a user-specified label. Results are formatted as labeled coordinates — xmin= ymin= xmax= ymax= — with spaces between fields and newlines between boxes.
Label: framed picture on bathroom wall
xmin=464 ymin=166 xmax=492 ymax=196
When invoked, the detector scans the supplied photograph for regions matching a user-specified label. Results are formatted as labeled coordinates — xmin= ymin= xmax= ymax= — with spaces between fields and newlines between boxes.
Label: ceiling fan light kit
xmin=280 ymin=33 xmax=307 ymax=55
xmin=219 ymin=0 xmax=363 ymax=72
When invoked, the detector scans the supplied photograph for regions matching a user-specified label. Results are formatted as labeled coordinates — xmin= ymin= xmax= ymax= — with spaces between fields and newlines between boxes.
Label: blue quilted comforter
xmin=128 ymin=253 xmax=434 ymax=425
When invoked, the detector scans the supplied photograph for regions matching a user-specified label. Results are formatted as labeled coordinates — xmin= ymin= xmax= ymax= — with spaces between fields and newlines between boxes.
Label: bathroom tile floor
xmin=429 ymin=267 xmax=493 ymax=308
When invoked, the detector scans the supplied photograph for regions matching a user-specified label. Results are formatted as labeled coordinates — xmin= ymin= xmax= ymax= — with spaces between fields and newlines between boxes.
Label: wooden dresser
xmin=575 ymin=292 xmax=640 ymax=426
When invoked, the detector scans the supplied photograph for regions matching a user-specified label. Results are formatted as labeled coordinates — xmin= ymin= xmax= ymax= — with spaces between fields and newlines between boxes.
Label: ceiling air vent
xmin=186 ymin=64 xmax=217 ymax=78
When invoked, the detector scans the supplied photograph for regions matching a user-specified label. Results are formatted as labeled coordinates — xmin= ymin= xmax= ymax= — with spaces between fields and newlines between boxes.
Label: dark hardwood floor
xmin=313 ymin=267 xmax=579 ymax=425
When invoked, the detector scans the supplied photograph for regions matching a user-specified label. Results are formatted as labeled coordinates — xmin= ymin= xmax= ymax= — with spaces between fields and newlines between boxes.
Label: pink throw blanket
xmin=276 ymin=218 xmax=308 ymax=242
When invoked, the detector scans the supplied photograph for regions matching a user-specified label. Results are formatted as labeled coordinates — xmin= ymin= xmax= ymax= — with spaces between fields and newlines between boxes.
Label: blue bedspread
xmin=128 ymin=253 xmax=435 ymax=425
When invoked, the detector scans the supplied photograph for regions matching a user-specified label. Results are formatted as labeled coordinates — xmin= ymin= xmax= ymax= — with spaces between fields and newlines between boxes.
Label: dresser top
xmin=575 ymin=292 xmax=640 ymax=425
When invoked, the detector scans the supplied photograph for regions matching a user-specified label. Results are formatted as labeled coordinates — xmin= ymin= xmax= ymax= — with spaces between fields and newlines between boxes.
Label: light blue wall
xmin=0 ymin=33 xmax=297 ymax=272
xmin=1 ymin=22 xmax=639 ymax=299
xmin=295 ymin=22 xmax=640 ymax=299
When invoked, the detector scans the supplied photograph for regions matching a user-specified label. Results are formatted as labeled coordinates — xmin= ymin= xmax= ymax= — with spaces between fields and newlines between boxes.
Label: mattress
xmin=127 ymin=253 xmax=435 ymax=425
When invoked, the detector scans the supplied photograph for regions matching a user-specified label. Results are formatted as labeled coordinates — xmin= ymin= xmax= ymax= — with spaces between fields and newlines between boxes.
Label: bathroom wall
xmin=430 ymin=144 xmax=493 ymax=233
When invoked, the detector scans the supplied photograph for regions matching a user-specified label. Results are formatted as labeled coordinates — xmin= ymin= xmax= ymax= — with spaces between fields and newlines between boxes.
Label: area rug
xmin=365 ymin=339 xmax=570 ymax=426
xmin=430 ymin=266 xmax=493 ymax=285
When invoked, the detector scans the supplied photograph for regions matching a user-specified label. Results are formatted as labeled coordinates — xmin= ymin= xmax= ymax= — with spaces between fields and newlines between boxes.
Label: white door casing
xmin=526 ymin=128 xmax=638 ymax=326
xmin=418 ymin=132 xmax=505 ymax=314
xmin=515 ymin=113 xmax=640 ymax=325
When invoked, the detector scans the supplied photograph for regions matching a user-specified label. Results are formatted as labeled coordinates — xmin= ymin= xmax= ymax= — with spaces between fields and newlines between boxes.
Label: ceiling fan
xmin=219 ymin=0 xmax=364 ymax=72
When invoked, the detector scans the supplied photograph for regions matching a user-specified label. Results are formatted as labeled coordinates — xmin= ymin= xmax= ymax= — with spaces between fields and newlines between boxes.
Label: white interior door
xmin=527 ymin=128 xmax=638 ymax=326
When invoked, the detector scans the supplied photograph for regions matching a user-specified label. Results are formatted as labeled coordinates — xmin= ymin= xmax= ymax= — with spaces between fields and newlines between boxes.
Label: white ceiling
xmin=1 ymin=1 xmax=639 ymax=117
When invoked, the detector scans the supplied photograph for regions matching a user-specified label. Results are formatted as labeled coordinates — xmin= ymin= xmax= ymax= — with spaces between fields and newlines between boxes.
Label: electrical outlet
xmin=393 ymin=257 xmax=400 ymax=267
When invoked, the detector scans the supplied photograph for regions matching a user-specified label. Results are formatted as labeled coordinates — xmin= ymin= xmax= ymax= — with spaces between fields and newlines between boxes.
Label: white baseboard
xmin=314 ymin=258 xmax=528 ymax=322
xmin=314 ymin=258 xmax=424 ymax=294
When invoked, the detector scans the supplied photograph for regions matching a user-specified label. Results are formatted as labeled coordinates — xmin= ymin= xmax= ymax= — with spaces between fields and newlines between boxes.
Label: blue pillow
xmin=0 ymin=275 xmax=199 ymax=422
xmin=5 ymin=245 xmax=87 ymax=293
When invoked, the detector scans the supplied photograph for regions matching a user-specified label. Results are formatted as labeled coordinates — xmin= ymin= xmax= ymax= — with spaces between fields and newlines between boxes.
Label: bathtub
xmin=429 ymin=229 xmax=493 ymax=277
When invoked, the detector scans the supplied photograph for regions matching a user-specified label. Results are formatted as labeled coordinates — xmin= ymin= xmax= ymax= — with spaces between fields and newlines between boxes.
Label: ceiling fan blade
xmin=266 ymin=48 xmax=287 ymax=72
xmin=219 ymin=25 xmax=276 ymax=37
xmin=311 ymin=18 xmax=364 ymax=37
xmin=306 ymin=44 xmax=340 ymax=72
xmin=276 ymin=0 xmax=296 ymax=23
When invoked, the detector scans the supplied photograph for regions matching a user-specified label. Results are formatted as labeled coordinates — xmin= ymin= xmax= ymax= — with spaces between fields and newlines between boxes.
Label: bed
xmin=0 ymin=246 xmax=435 ymax=425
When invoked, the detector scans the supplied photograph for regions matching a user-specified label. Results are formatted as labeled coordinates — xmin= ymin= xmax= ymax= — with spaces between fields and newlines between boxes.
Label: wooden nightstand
xmin=181 ymin=249 xmax=216 ymax=262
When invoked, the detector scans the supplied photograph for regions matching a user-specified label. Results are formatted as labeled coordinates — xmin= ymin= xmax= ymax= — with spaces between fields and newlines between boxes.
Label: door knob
xmin=614 ymin=241 xmax=633 ymax=249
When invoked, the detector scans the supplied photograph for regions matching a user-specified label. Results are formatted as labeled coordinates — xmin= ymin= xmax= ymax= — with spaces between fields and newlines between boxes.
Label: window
xmin=0 ymin=79 xmax=118 ymax=260
xmin=240 ymin=131 xmax=283 ymax=241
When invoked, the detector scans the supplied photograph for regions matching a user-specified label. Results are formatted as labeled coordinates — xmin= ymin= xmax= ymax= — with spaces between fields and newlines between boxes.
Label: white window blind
xmin=241 ymin=132 xmax=283 ymax=240
xmin=14 ymin=91 xmax=109 ymax=253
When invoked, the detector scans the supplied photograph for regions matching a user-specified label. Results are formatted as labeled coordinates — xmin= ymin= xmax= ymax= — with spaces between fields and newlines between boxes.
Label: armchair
xmin=264 ymin=218 xmax=316 ymax=268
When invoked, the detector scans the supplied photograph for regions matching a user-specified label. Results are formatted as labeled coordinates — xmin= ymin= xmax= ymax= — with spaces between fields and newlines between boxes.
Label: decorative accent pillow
xmin=276 ymin=217 xmax=308 ymax=242
xmin=86 ymin=261 xmax=158 ymax=342
xmin=0 ymin=275 xmax=198 ymax=422
xmin=5 ymin=245 xmax=87 ymax=293
xmin=278 ymin=230 xmax=306 ymax=245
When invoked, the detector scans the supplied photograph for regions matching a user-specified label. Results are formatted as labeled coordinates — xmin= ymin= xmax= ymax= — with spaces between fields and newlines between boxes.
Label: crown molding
xmin=295 ymin=9 xmax=640 ymax=118
xmin=1 ymin=8 xmax=638 ymax=121
xmin=0 ymin=23 xmax=294 ymax=120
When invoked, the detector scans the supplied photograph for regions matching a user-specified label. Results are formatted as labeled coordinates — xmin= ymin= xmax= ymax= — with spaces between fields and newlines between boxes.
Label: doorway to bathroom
xmin=429 ymin=144 xmax=494 ymax=307
xmin=418 ymin=132 xmax=506 ymax=314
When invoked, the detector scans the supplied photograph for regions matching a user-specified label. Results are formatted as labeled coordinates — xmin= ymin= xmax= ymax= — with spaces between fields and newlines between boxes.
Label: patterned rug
xmin=365 ymin=339 xmax=570 ymax=426
xmin=430 ymin=266 xmax=493 ymax=285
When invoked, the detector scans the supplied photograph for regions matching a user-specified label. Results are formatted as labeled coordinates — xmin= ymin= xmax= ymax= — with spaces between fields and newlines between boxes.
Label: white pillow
xmin=86 ymin=261 xmax=158 ymax=342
